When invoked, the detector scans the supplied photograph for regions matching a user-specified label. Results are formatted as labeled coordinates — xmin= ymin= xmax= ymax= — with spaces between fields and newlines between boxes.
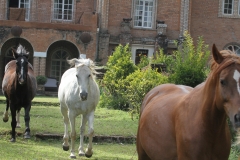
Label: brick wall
xmin=107 ymin=0 xmax=182 ymax=40
xmin=190 ymin=0 xmax=240 ymax=50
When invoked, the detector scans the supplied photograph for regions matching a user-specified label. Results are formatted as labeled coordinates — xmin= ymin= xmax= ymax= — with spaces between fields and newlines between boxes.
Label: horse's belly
xmin=139 ymin=104 xmax=177 ymax=159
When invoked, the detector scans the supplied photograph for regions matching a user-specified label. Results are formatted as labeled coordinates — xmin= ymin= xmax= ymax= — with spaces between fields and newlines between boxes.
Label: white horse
xmin=58 ymin=58 xmax=100 ymax=159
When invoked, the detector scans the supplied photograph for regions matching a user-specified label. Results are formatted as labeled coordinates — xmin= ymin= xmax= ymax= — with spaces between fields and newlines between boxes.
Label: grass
xmin=0 ymin=95 xmax=240 ymax=159
xmin=0 ymin=105 xmax=138 ymax=137
xmin=0 ymin=95 xmax=138 ymax=159
xmin=0 ymin=135 xmax=137 ymax=160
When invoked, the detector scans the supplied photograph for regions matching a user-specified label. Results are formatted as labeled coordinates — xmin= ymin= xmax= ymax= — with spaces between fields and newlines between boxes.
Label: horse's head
xmin=12 ymin=44 xmax=29 ymax=85
xmin=212 ymin=44 xmax=240 ymax=129
xmin=67 ymin=58 xmax=95 ymax=101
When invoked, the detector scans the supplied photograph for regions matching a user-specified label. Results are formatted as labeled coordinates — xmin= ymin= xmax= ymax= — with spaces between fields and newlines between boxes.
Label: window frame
xmin=223 ymin=0 xmax=234 ymax=15
xmin=219 ymin=0 xmax=240 ymax=18
xmin=18 ymin=0 xmax=30 ymax=21
xmin=224 ymin=43 xmax=240 ymax=56
xmin=53 ymin=0 xmax=74 ymax=21
xmin=132 ymin=0 xmax=156 ymax=29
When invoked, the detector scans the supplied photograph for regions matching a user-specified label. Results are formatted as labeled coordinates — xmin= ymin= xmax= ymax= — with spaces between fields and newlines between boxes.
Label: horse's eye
xmin=220 ymin=79 xmax=226 ymax=86
xmin=88 ymin=74 xmax=91 ymax=78
xmin=76 ymin=75 xmax=78 ymax=78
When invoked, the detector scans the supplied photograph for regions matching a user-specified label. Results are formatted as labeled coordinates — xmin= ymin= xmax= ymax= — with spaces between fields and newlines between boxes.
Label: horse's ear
xmin=25 ymin=52 xmax=29 ymax=59
xmin=67 ymin=58 xmax=79 ymax=67
xmin=212 ymin=44 xmax=224 ymax=64
xmin=12 ymin=47 xmax=18 ymax=59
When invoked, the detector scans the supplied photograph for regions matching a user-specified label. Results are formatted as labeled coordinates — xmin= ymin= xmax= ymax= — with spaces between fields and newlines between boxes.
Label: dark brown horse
xmin=137 ymin=44 xmax=240 ymax=160
xmin=2 ymin=44 xmax=37 ymax=142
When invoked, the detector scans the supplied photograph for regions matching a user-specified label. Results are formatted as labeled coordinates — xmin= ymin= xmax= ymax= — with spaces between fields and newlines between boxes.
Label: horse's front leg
xmin=79 ymin=115 xmax=87 ymax=156
xmin=85 ymin=111 xmax=95 ymax=158
xmin=24 ymin=103 xmax=31 ymax=139
xmin=10 ymin=104 xmax=16 ymax=142
xmin=3 ymin=99 xmax=9 ymax=122
xmin=69 ymin=111 xmax=77 ymax=159
xmin=61 ymin=106 xmax=70 ymax=151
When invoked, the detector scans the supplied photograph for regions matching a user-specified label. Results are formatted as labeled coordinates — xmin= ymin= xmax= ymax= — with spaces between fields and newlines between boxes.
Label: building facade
xmin=0 ymin=0 xmax=240 ymax=86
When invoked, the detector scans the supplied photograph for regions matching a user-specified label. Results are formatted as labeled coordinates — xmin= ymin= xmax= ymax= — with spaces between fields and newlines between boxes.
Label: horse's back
xmin=140 ymin=84 xmax=192 ymax=114
xmin=137 ymin=84 xmax=193 ymax=160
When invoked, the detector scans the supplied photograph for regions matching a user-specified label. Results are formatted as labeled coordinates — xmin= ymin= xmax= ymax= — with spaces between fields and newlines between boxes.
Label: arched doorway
xmin=46 ymin=40 xmax=79 ymax=82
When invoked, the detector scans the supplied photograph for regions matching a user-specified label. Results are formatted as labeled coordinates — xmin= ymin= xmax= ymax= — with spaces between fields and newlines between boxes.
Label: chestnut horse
xmin=2 ymin=44 xmax=37 ymax=142
xmin=137 ymin=44 xmax=240 ymax=160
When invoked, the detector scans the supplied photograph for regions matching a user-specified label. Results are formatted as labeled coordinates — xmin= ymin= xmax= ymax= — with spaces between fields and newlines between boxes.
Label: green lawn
xmin=0 ymin=95 xmax=138 ymax=159
xmin=0 ymin=135 xmax=137 ymax=160
xmin=0 ymin=95 xmax=239 ymax=159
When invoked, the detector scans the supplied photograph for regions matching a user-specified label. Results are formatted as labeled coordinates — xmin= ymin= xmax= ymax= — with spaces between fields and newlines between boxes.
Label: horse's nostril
xmin=80 ymin=92 xmax=88 ymax=100
xmin=234 ymin=114 xmax=240 ymax=123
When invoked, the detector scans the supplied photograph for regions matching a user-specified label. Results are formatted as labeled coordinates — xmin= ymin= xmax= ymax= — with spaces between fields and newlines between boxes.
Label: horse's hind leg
xmin=85 ymin=111 xmax=95 ymax=158
xmin=3 ymin=99 xmax=9 ymax=122
xmin=137 ymin=127 xmax=151 ymax=160
xmin=61 ymin=106 xmax=70 ymax=151
xmin=23 ymin=103 xmax=31 ymax=139
xmin=16 ymin=111 xmax=21 ymax=128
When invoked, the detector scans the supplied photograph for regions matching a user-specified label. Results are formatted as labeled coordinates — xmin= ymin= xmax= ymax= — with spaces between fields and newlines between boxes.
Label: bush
xmin=100 ymin=44 xmax=137 ymax=109
xmin=152 ymin=49 xmax=175 ymax=73
xmin=120 ymin=67 xmax=168 ymax=117
xmin=169 ymin=31 xmax=210 ymax=87
xmin=36 ymin=75 xmax=47 ymax=85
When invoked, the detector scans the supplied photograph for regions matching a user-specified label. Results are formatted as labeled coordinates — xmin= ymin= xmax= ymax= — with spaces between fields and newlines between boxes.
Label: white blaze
xmin=233 ymin=70 xmax=240 ymax=95
xmin=21 ymin=58 xmax=24 ymax=76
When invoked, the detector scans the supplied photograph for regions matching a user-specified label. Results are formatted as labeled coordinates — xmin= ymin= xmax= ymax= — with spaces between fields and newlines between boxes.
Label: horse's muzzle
xmin=80 ymin=91 xmax=88 ymax=101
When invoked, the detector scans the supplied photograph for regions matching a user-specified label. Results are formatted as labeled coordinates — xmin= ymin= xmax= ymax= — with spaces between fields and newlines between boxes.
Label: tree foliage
xmin=169 ymin=31 xmax=210 ymax=87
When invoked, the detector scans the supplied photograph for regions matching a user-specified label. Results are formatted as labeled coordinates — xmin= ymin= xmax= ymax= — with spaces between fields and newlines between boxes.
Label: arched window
xmin=51 ymin=49 xmax=71 ymax=81
xmin=226 ymin=44 xmax=240 ymax=56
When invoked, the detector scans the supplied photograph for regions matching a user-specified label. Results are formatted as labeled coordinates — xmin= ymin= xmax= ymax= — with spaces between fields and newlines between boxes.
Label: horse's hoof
xmin=85 ymin=153 xmax=93 ymax=158
xmin=62 ymin=145 xmax=69 ymax=151
xmin=70 ymin=155 xmax=76 ymax=159
xmin=79 ymin=152 xmax=85 ymax=156
xmin=3 ymin=118 xmax=8 ymax=122
xmin=85 ymin=149 xmax=93 ymax=158
xmin=24 ymin=132 xmax=30 ymax=139
xmin=70 ymin=153 xmax=76 ymax=159
xmin=16 ymin=125 xmax=21 ymax=128
xmin=24 ymin=135 xmax=30 ymax=139
xmin=10 ymin=138 xmax=16 ymax=142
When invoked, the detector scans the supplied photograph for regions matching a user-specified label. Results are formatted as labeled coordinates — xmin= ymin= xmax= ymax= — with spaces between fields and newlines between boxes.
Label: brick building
xmin=0 ymin=0 xmax=240 ymax=86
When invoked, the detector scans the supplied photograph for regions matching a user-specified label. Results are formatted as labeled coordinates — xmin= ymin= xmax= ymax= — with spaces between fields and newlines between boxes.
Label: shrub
xmin=103 ymin=44 xmax=137 ymax=95
xmin=100 ymin=44 xmax=137 ymax=109
xmin=36 ymin=75 xmax=47 ymax=85
xmin=120 ymin=67 xmax=168 ymax=117
xmin=152 ymin=49 xmax=175 ymax=73
xmin=169 ymin=31 xmax=210 ymax=87
xmin=137 ymin=54 xmax=150 ymax=69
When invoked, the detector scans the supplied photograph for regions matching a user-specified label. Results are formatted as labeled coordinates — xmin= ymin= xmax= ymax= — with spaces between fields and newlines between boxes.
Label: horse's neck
xmin=198 ymin=76 xmax=227 ymax=131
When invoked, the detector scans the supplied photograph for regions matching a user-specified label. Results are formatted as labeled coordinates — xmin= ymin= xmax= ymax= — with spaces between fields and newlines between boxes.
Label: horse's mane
xmin=210 ymin=50 xmax=240 ymax=76
xmin=15 ymin=44 xmax=28 ymax=56
xmin=67 ymin=58 xmax=98 ymax=75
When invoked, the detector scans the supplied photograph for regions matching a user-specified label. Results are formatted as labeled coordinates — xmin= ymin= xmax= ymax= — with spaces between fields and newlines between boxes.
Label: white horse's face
xmin=76 ymin=65 xmax=92 ymax=101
